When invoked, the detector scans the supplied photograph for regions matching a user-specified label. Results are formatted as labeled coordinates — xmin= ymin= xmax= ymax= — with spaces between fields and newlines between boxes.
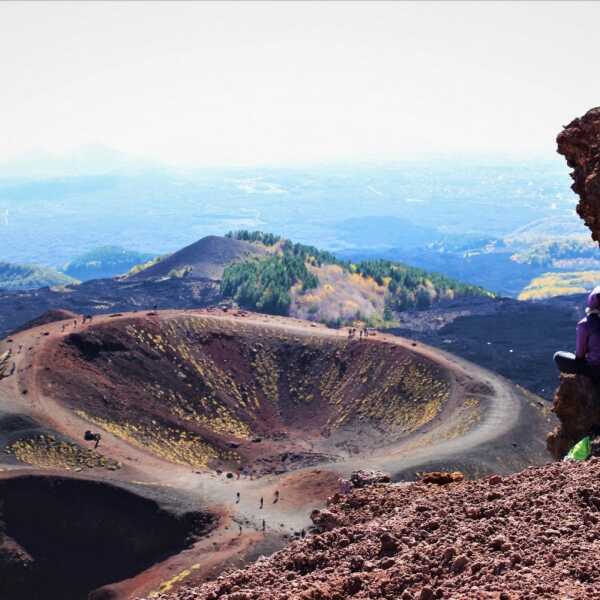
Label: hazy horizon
xmin=2 ymin=1 xmax=599 ymax=172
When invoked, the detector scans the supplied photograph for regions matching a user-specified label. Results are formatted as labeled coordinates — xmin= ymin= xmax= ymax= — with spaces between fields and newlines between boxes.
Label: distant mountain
xmin=63 ymin=246 xmax=156 ymax=281
xmin=0 ymin=262 xmax=77 ymax=291
xmin=127 ymin=235 xmax=267 ymax=282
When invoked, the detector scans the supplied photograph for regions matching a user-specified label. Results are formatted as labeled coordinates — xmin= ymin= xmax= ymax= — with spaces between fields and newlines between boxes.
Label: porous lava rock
xmin=557 ymin=106 xmax=600 ymax=243
xmin=143 ymin=458 xmax=600 ymax=600
xmin=547 ymin=374 xmax=600 ymax=459
xmin=350 ymin=470 xmax=391 ymax=488
xmin=419 ymin=471 xmax=465 ymax=485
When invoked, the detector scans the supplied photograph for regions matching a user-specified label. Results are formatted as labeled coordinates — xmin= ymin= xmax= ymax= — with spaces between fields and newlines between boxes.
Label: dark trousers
xmin=554 ymin=351 xmax=600 ymax=378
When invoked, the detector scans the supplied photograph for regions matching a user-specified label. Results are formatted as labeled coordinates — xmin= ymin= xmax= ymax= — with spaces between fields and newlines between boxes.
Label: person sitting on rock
xmin=555 ymin=287 xmax=600 ymax=378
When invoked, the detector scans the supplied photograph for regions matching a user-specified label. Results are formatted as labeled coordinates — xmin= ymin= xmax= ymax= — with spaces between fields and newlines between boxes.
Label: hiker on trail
xmin=274 ymin=490 xmax=279 ymax=503
xmin=260 ymin=497 xmax=264 ymax=509
xmin=555 ymin=286 xmax=600 ymax=378
xmin=236 ymin=492 xmax=240 ymax=504
xmin=262 ymin=519 xmax=266 ymax=531
xmin=84 ymin=430 xmax=102 ymax=449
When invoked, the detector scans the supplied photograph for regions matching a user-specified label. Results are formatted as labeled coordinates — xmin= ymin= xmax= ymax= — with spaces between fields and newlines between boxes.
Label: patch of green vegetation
xmin=221 ymin=254 xmax=319 ymax=315
xmin=354 ymin=259 xmax=494 ymax=310
xmin=228 ymin=230 xmax=344 ymax=266
xmin=63 ymin=245 xmax=156 ymax=280
xmin=0 ymin=261 xmax=78 ymax=290
xmin=221 ymin=231 xmax=493 ymax=318
xmin=226 ymin=230 xmax=281 ymax=246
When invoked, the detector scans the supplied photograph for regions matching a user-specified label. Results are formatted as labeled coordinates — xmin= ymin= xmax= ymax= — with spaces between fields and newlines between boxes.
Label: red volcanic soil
xmin=147 ymin=458 xmax=600 ymax=600
xmin=0 ymin=309 xmax=555 ymax=600
xmin=37 ymin=313 xmax=455 ymax=473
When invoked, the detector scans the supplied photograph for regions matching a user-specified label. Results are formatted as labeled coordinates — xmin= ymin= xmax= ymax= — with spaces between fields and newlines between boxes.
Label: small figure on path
xmin=262 ymin=519 xmax=266 ymax=532
xmin=260 ymin=497 xmax=264 ymax=509
xmin=274 ymin=490 xmax=279 ymax=503
xmin=236 ymin=492 xmax=240 ymax=504
xmin=84 ymin=430 xmax=102 ymax=449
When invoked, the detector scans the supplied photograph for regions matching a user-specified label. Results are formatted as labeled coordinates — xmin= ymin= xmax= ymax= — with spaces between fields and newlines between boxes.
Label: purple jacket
xmin=576 ymin=287 xmax=600 ymax=365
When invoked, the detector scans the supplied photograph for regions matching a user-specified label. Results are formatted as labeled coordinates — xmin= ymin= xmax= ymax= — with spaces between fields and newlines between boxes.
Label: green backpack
xmin=564 ymin=436 xmax=592 ymax=462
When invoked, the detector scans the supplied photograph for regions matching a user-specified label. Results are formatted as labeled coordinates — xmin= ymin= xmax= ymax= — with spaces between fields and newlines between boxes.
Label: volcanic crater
xmin=0 ymin=475 xmax=213 ymax=600
xmin=0 ymin=309 xmax=554 ymax=599
xmin=39 ymin=314 xmax=454 ymax=474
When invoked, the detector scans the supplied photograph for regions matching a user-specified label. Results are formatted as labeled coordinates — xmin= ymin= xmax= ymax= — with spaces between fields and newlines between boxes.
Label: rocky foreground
xmin=146 ymin=459 xmax=600 ymax=600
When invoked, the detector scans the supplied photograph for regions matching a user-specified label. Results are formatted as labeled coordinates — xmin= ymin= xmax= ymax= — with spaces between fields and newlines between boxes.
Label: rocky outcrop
xmin=547 ymin=374 xmax=600 ymax=459
xmin=146 ymin=459 xmax=600 ymax=600
xmin=557 ymin=107 xmax=600 ymax=242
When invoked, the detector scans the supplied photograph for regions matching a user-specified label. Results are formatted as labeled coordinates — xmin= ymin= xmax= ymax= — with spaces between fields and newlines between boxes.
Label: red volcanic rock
xmin=309 ymin=509 xmax=342 ymax=532
xmin=557 ymin=107 xmax=600 ymax=242
xmin=144 ymin=458 xmax=600 ymax=600
xmin=350 ymin=470 xmax=391 ymax=488
xmin=547 ymin=374 xmax=600 ymax=459
xmin=419 ymin=471 xmax=464 ymax=485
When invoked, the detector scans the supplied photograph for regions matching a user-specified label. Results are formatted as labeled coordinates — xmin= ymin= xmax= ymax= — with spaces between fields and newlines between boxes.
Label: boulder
xmin=557 ymin=106 xmax=600 ymax=243
xmin=547 ymin=374 xmax=600 ymax=459
xmin=350 ymin=470 xmax=390 ymax=488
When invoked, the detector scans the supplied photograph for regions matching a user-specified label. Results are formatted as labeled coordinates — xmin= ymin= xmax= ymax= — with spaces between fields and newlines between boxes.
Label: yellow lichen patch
xmin=75 ymin=410 xmax=229 ymax=468
xmin=6 ymin=434 xmax=121 ymax=471
xmin=149 ymin=564 xmax=201 ymax=597
xmin=251 ymin=345 xmax=279 ymax=407
xmin=171 ymin=399 xmax=251 ymax=439
xmin=321 ymin=346 xmax=450 ymax=434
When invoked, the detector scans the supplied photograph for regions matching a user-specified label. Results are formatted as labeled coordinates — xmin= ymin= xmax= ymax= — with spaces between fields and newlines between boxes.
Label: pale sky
xmin=1 ymin=1 xmax=599 ymax=167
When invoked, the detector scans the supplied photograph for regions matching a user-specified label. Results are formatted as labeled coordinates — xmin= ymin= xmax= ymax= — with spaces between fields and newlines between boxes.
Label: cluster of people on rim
xmin=555 ymin=286 xmax=600 ymax=379
xmin=348 ymin=326 xmax=369 ymax=340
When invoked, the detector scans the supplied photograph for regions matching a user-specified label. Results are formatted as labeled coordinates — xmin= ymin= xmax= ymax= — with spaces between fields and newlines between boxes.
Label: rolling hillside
xmin=221 ymin=231 xmax=493 ymax=325
xmin=0 ymin=261 xmax=77 ymax=291
xmin=63 ymin=246 xmax=156 ymax=280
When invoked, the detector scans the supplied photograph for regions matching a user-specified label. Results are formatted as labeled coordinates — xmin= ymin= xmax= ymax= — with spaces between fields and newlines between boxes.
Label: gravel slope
xmin=145 ymin=458 xmax=600 ymax=600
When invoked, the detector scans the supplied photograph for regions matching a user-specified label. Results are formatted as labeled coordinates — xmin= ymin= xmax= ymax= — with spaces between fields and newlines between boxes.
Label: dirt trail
xmin=0 ymin=309 xmax=553 ymax=599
